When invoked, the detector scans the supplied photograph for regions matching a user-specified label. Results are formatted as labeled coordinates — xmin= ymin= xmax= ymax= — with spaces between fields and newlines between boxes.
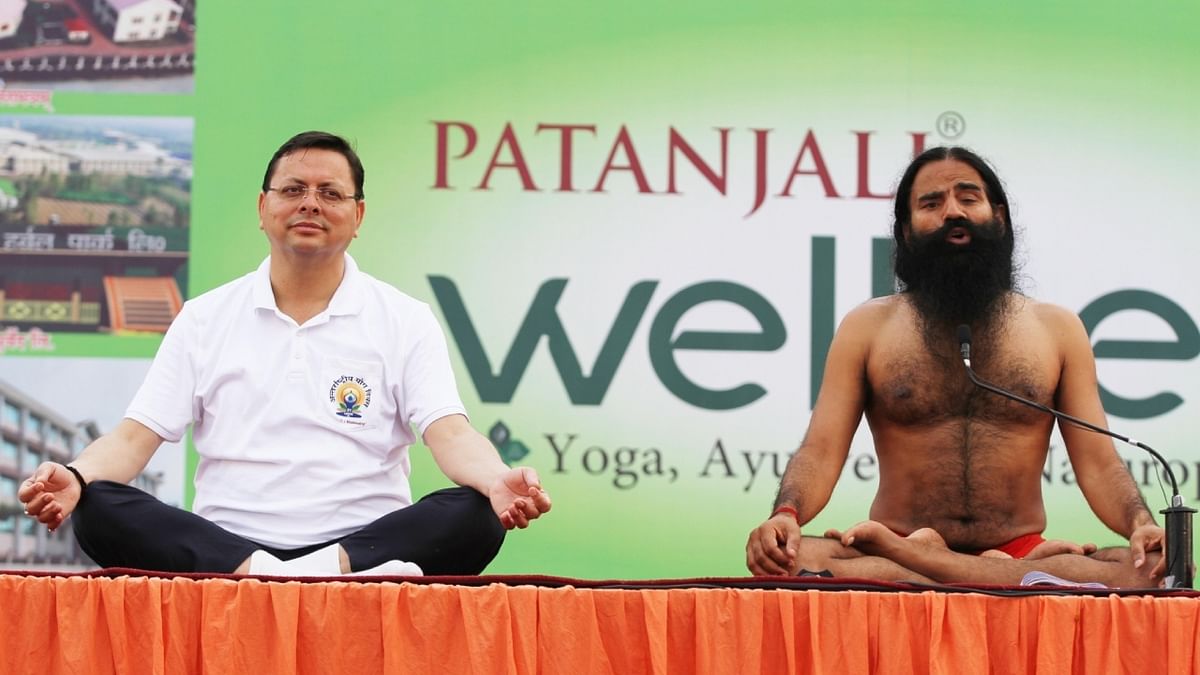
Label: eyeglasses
xmin=266 ymin=185 xmax=360 ymax=205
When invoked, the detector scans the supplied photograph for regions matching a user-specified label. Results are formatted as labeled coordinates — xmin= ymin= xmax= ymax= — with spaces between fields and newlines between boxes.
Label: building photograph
xmin=0 ymin=0 xmax=194 ymax=92
xmin=0 ymin=356 xmax=181 ymax=569
xmin=0 ymin=114 xmax=190 ymax=334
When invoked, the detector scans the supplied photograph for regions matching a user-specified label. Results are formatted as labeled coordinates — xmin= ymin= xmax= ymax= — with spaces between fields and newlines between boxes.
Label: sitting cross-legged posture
xmin=19 ymin=131 xmax=551 ymax=577
xmin=745 ymin=146 xmax=1165 ymax=588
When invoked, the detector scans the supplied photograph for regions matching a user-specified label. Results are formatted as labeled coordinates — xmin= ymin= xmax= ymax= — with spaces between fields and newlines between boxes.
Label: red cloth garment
xmin=989 ymin=532 xmax=1047 ymax=559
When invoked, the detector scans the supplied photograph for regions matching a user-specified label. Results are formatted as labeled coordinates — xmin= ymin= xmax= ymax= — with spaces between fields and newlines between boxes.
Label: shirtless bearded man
xmin=744 ymin=146 xmax=1165 ymax=588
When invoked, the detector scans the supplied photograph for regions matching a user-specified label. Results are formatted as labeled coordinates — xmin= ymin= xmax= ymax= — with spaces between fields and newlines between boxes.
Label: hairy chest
xmin=867 ymin=348 xmax=1058 ymax=426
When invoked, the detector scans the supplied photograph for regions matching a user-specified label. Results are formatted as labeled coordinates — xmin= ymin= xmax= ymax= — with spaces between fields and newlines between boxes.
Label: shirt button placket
xmin=289 ymin=330 xmax=306 ymax=378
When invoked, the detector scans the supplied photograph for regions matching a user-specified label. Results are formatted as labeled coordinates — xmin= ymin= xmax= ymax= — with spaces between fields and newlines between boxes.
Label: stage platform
xmin=3 ymin=570 xmax=1198 ymax=674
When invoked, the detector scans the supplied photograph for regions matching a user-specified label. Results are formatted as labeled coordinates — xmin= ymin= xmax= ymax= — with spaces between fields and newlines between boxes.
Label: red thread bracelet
xmin=771 ymin=505 xmax=800 ymax=523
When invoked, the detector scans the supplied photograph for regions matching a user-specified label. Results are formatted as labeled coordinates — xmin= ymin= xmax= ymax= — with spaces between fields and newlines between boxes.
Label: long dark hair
xmin=892 ymin=146 xmax=1011 ymax=249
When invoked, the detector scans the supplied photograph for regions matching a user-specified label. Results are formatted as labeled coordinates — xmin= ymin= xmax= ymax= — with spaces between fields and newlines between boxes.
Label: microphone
xmin=957 ymin=324 xmax=972 ymax=367
xmin=955 ymin=324 xmax=1195 ymax=588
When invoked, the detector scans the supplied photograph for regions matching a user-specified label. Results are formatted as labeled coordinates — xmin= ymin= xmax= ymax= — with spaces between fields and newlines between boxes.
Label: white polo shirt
xmin=126 ymin=254 xmax=467 ymax=548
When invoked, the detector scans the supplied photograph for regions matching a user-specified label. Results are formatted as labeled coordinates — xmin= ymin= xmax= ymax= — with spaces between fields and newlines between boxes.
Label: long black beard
xmin=895 ymin=217 xmax=1015 ymax=341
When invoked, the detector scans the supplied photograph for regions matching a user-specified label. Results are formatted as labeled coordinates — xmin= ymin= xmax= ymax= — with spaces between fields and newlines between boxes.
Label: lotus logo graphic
xmin=489 ymin=421 xmax=529 ymax=466
xmin=336 ymin=383 xmax=364 ymax=416
xmin=329 ymin=376 xmax=372 ymax=418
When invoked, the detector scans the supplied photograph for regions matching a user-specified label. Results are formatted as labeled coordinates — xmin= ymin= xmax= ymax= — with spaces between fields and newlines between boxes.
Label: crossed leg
xmin=786 ymin=528 xmax=1082 ymax=583
xmin=825 ymin=521 xmax=1161 ymax=588
xmin=791 ymin=533 xmax=938 ymax=583
xmin=868 ymin=527 xmax=1097 ymax=560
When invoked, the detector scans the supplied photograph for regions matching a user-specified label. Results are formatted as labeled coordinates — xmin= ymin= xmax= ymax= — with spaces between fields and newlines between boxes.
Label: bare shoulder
xmin=1026 ymin=297 xmax=1088 ymax=339
xmin=842 ymin=295 xmax=902 ymax=331
xmin=1020 ymin=297 xmax=1094 ymax=368
xmin=819 ymin=297 xmax=901 ymax=368
xmin=825 ymin=297 xmax=905 ymax=368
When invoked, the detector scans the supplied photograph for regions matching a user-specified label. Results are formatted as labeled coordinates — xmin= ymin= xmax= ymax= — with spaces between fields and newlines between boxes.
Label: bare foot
xmin=906 ymin=528 xmax=948 ymax=548
xmin=1023 ymin=539 xmax=1097 ymax=560
xmin=826 ymin=521 xmax=905 ymax=557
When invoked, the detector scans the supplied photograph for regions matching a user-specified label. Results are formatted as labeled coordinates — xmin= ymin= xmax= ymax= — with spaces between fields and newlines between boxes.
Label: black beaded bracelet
xmin=64 ymin=464 xmax=88 ymax=492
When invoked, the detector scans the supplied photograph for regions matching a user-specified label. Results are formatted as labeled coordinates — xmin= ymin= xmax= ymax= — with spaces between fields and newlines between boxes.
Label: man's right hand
xmin=17 ymin=462 xmax=82 ymax=532
xmin=745 ymin=514 xmax=802 ymax=576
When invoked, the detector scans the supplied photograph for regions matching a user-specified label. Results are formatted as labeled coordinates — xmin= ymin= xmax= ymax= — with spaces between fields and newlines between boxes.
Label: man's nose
xmin=298 ymin=189 xmax=322 ymax=212
xmin=942 ymin=197 xmax=967 ymax=220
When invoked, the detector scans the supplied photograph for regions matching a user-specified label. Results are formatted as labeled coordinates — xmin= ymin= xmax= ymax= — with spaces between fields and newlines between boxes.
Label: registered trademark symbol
xmin=936 ymin=111 xmax=966 ymax=140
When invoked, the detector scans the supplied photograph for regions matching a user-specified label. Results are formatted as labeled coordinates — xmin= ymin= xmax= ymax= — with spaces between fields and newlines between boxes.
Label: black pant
xmin=72 ymin=481 xmax=506 ymax=575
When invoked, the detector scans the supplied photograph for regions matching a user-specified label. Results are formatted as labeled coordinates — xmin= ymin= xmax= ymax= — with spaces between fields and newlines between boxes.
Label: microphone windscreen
xmin=956 ymin=324 xmax=972 ymax=347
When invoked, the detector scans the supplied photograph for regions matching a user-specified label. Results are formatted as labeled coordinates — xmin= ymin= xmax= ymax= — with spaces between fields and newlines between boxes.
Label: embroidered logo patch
xmin=329 ymin=375 xmax=372 ymax=420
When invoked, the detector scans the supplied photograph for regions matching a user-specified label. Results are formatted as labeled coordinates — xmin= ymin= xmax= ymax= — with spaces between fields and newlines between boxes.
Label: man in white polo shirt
xmin=18 ymin=131 xmax=552 ymax=576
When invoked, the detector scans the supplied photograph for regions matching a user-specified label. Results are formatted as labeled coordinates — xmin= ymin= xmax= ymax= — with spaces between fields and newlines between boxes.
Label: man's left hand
xmin=489 ymin=467 xmax=552 ymax=529
xmin=1129 ymin=523 xmax=1167 ymax=580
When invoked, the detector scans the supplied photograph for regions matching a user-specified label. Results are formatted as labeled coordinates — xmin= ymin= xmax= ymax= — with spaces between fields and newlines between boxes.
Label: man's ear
xmin=996 ymin=203 xmax=1008 ymax=228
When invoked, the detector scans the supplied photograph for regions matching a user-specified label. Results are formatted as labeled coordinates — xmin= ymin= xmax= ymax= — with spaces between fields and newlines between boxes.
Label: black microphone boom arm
xmin=954 ymin=324 xmax=1195 ymax=588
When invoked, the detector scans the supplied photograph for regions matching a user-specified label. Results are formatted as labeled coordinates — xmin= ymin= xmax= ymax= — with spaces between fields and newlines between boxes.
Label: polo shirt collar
xmin=251 ymin=253 xmax=365 ymax=317
xmin=327 ymin=254 xmax=365 ymax=316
